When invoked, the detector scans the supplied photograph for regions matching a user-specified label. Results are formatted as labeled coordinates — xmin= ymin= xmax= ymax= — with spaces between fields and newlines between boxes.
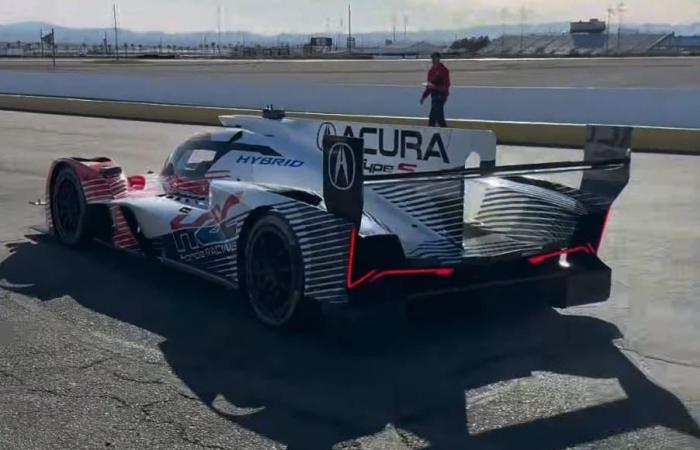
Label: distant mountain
xmin=1 ymin=21 xmax=698 ymax=47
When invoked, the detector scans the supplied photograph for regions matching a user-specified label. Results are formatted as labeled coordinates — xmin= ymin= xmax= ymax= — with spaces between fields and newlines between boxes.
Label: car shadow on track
xmin=1 ymin=235 xmax=699 ymax=450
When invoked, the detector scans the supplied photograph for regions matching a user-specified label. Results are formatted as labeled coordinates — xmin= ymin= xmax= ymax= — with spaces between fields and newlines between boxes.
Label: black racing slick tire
xmin=242 ymin=213 xmax=320 ymax=329
xmin=50 ymin=166 xmax=92 ymax=247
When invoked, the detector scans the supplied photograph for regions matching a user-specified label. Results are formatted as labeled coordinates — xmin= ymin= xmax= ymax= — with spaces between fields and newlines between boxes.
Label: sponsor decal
xmin=363 ymin=161 xmax=418 ymax=174
xmin=323 ymin=136 xmax=364 ymax=226
xmin=327 ymin=142 xmax=356 ymax=191
xmin=236 ymin=155 xmax=304 ymax=167
xmin=176 ymin=241 xmax=236 ymax=263
xmin=170 ymin=194 xmax=242 ymax=231
xmin=397 ymin=163 xmax=418 ymax=172
xmin=317 ymin=123 xmax=450 ymax=164
xmin=364 ymin=162 xmax=393 ymax=174
xmin=170 ymin=194 xmax=243 ymax=262
xmin=317 ymin=122 xmax=337 ymax=151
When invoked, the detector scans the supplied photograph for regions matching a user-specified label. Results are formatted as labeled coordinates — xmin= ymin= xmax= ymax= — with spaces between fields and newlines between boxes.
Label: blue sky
xmin=5 ymin=0 xmax=700 ymax=34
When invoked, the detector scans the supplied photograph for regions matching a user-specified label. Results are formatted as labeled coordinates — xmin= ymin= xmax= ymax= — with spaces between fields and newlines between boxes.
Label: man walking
xmin=420 ymin=52 xmax=450 ymax=128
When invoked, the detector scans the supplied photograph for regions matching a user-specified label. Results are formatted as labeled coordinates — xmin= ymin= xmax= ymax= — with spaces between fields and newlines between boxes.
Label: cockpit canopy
xmin=161 ymin=132 xmax=242 ymax=179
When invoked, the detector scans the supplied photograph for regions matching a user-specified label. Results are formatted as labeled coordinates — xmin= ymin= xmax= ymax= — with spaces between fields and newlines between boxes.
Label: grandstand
xmin=479 ymin=32 xmax=671 ymax=56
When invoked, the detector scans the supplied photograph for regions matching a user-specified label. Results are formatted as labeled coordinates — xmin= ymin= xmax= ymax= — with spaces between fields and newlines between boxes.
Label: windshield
xmin=161 ymin=134 xmax=234 ymax=179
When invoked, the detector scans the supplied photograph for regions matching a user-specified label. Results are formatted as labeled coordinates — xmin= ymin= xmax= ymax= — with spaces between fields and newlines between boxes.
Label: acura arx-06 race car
xmin=45 ymin=110 xmax=631 ymax=328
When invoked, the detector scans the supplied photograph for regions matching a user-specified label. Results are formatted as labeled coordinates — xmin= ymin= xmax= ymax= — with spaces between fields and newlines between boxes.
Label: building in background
xmin=570 ymin=18 xmax=606 ymax=34
xmin=305 ymin=37 xmax=333 ymax=55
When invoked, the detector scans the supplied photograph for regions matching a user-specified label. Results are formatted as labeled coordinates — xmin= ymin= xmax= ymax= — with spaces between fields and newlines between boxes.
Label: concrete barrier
xmin=1 ymin=94 xmax=698 ymax=154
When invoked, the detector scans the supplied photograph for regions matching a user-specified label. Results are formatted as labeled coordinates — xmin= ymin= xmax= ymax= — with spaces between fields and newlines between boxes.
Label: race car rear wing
xmin=323 ymin=126 xmax=631 ymax=224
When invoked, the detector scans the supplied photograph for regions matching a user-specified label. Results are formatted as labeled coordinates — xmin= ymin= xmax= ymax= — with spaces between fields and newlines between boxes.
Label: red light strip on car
xmin=369 ymin=268 xmax=455 ymax=283
xmin=346 ymin=229 xmax=377 ymax=289
xmin=528 ymin=245 xmax=595 ymax=265
xmin=596 ymin=207 xmax=613 ymax=253
xmin=346 ymin=228 xmax=455 ymax=289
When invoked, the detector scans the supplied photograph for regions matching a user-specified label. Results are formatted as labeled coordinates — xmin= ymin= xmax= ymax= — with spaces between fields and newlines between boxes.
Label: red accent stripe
xmin=347 ymin=229 xmax=377 ymax=289
xmin=528 ymin=245 xmax=594 ymax=265
xmin=85 ymin=195 xmax=111 ymax=202
xmin=84 ymin=192 xmax=110 ymax=197
xmin=83 ymin=180 xmax=108 ymax=186
xmin=596 ymin=207 xmax=613 ymax=253
xmin=370 ymin=268 xmax=455 ymax=282
xmin=346 ymin=228 xmax=454 ymax=289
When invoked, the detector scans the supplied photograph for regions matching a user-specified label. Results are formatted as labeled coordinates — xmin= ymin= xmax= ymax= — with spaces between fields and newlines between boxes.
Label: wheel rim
xmin=248 ymin=227 xmax=297 ymax=324
xmin=54 ymin=178 xmax=83 ymax=239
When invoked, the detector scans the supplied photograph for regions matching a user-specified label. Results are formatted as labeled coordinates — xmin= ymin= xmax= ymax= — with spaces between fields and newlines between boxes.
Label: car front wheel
xmin=51 ymin=166 xmax=91 ymax=247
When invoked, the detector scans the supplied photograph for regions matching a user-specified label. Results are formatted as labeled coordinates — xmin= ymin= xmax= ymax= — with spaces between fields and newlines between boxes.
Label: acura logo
xmin=317 ymin=122 xmax=337 ymax=151
xmin=328 ymin=143 xmax=355 ymax=191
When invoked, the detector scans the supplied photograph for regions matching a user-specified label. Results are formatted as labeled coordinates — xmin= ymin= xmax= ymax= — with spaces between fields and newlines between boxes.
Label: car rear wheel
xmin=243 ymin=213 xmax=319 ymax=329
xmin=51 ymin=166 xmax=91 ymax=247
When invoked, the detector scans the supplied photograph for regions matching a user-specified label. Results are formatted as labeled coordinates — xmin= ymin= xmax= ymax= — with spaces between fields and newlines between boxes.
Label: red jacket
xmin=421 ymin=63 xmax=450 ymax=100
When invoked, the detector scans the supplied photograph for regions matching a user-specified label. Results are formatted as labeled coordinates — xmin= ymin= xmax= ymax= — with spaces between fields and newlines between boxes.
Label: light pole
xmin=500 ymin=8 xmax=509 ymax=55
xmin=403 ymin=14 xmax=408 ymax=42
xmin=606 ymin=7 xmax=615 ymax=52
xmin=617 ymin=2 xmax=626 ymax=52
xmin=347 ymin=3 xmax=352 ymax=52
xmin=519 ymin=6 xmax=529 ymax=55
xmin=113 ymin=4 xmax=120 ymax=60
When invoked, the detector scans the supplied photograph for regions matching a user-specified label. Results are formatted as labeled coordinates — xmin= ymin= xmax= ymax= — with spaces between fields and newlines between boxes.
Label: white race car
xmin=45 ymin=109 xmax=631 ymax=328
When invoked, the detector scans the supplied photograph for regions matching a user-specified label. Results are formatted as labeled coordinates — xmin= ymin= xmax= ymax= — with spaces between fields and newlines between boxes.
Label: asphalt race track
xmin=0 ymin=111 xmax=699 ymax=450
xmin=3 ymin=57 xmax=700 ymax=88
xmin=2 ymin=58 xmax=700 ymax=127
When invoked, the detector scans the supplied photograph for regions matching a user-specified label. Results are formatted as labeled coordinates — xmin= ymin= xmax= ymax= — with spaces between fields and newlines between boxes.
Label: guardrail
xmin=1 ymin=93 xmax=698 ymax=154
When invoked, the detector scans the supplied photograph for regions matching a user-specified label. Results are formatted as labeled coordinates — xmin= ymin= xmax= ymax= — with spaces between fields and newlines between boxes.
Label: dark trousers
xmin=429 ymin=93 xmax=448 ymax=128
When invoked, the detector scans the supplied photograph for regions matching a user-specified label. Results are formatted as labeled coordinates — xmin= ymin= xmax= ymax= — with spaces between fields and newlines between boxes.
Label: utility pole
xmin=392 ymin=11 xmax=396 ymax=42
xmin=40 ymin=28 xmax=44 ymax=58
xmin=113 ymin=4 xmax=120 ymax=60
